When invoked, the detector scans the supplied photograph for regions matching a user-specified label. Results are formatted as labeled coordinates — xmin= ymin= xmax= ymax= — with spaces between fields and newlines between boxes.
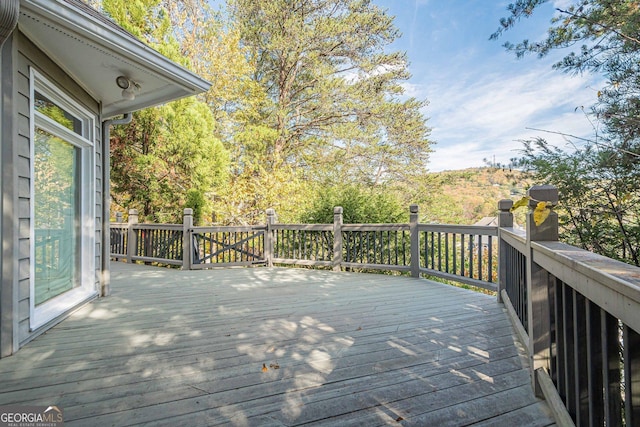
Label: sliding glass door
xmin=30 ymin=70 xmax=96 ymax=329
xmin=34 ymin=129 xmax=81 ymax=305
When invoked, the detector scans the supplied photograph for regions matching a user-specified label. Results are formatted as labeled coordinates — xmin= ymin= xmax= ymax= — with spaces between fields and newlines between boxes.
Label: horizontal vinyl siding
xmin=16 ymin=32 xmax=101 ymax=347
xmin=15 ymin=60 xmax=30 ymax=343
xmin=95 ymin=120 xmax=102 ymax=289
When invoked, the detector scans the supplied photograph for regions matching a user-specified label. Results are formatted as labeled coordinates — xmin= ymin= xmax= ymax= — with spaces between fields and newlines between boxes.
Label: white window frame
xmin=29 ymin=68 xmax=97 ymax=330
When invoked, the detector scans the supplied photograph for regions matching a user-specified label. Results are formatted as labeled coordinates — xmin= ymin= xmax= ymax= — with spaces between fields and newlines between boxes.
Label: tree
xmin=92 ymin=0 xmax=434 ymax=225
xmin=226 ymin=0 xmax=432 ymax=185
xmin=493 ymin=0 xmax=640 ymax=265
xmin=491 ymin=0 xmax=640 ymax=146
xmin=301 ymin=184 xmax=407 ymax=224
xmin=110 ymin=97 xmax=229 ymax=223
xmin=97 ymin=0 xmax=230 ymax=222
xmin=515 ymin=138 xmax=640 ymax=265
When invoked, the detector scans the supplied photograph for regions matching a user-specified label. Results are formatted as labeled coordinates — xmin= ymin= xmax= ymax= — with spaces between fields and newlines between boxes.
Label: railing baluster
xmin=564 ymin=285 xmax=576 ymax=418
xmin=477 ymin=233 xmax=483 ymax=281
xmin=396 ymin=231 xmax=400 ymax=266
xmin=624 ymin=325 xmax=640 ymax=426
xmin=555 ymin=279 xmax=566 ymax=403
xmin=488 ymin=235 xmax=493 ymax=282
xmin=602 ymin=311 xmax=623 ymax=426
xmin=437 ymin=232 xmax=442 ymax=272
xmin=429 ymin=231 xmax=434 ymax=269
xmin=460 ymin=234 xmax=465 ymax=277
xmin=452 ymin=233 xmax=457 ymax=275
xmin=574 ymin=291 xmax=588 ymax=425
xmin=586 ymin=300 xmax=604 ymax=426
xmin=444 ymin=232 xmax=449 ymax=273
xmin=402 ymin=230 xmax=407 ymax=266
xmin=467 ymin=235 xmax=473 ymax=279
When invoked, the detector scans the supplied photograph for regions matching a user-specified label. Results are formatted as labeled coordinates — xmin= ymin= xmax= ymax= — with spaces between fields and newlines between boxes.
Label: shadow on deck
xmin=0 ymin=263 xmax=556 ymax=426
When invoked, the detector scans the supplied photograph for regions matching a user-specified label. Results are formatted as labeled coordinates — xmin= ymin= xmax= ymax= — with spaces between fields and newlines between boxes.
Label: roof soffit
xmin=18 ymin=0 xmax=211 ymax=117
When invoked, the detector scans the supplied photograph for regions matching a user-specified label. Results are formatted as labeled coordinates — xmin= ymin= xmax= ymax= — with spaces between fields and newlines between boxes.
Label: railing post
xmin=497 ymin=199 xmax=513 ymax=303
xmin=126 ymin=209 xmax=138 ymax=264
xmin=526 ymin=185 xmax=558 ymax=397
xmin=333 ymin=207 xmax=343 ymax=271
xmin=182 ymin=208 xmax=193 ymax=270
xmin=410 ymin=204 xmax=420 ymax=278
xmin=115 ymin=212 xmax=123 ymax=223
xmin=266 ymin=208 xmax=276 ymax=267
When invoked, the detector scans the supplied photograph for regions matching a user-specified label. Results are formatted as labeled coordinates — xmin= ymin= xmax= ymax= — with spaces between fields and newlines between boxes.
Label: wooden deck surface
xmin=0 ymin=263 xmax=556 ymax=426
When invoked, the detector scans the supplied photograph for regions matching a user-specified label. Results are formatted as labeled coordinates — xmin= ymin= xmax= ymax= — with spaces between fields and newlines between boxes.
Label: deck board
xmin=0 ymin=263 xmax=556 ymax=426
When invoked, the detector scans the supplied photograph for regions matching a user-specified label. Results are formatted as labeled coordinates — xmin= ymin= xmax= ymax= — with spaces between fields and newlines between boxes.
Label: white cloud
xmin=377 ymin=0 xmax=604 ymax=172
xmin=421 ymin=58 xmax=601 ymax=171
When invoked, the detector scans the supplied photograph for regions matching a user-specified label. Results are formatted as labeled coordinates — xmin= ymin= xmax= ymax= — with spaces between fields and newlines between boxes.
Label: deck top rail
xmin=496 ymin=186 xmax=640 ymax=427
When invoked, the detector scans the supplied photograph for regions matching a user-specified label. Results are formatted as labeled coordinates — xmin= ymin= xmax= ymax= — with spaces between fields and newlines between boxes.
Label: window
xmin=29 ymin=69 xmax=96 ymax=329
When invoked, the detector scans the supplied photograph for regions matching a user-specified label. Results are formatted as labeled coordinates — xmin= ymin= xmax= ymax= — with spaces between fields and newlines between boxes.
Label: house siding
xmin=13 ymin=31 xmax=102 ymax=349
xmin=95 ymin=120 xmax=103 ymax=287
xmin=1 ymin=32 xmax=18 ymax=358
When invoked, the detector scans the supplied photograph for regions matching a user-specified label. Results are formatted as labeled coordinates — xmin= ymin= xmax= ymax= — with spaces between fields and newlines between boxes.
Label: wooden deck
xmin=0 ymin=263 xmax=556 ymax=426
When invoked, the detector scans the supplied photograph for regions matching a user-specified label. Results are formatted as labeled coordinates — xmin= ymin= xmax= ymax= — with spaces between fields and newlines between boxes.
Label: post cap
xmin=528 ymin=185 xmax=558 ymax=207
xmin=498 ymin=199 xmax=514 ymax=211
xmin=410 ymin=204 xmax=419 ymax=214
xmin=334 ymin=206 xmax=343 ymax=214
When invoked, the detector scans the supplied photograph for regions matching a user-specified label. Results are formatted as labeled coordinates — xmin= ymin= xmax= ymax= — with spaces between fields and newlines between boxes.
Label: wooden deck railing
xmin=110 ymin=185 xmax=640 ymax=426
xmin=497 ymin=185 xmax=640 ymax=427
xmin=111 ymin=205 xmax=499 ymax=291
xmin=192 ymin=225 xmax=266 ymax=267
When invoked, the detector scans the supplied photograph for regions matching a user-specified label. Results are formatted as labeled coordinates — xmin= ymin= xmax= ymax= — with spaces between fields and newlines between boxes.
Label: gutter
xmin=0 ymin=0 xmax=19 ymax=47
xmin=101 ymin=113 xmax=132 ymax=297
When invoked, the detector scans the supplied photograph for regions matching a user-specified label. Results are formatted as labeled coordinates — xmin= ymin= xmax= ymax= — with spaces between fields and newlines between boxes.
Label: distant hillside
xmin=420 ymin=167 xmax=531 ymax=226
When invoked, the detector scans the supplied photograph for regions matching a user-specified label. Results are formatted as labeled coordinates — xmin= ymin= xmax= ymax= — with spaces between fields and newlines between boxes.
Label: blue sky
xmin=374 ymin=0 xmax=602 ymax=171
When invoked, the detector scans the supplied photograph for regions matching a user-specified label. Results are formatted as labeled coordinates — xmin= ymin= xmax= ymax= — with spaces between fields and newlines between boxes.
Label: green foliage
xmin=110 ymin=91 xmax=229 ymax=223
xmin=492 ymin=0 xmax=640 ymax=144
xmin=301 ymin=184 xmax=407 ymax=224
xmin=227 ymin=0 xmax=432 ymax=186
xmin=96 ymin=0 xmax=434 ymax=226
xmin=215 ymin=165 xmax=314 ymax=225
xmin=493 ymin=0 xmax=640 ymax=265
xmin=515 ymin=139 xmax=640 ymax=265
xmin=185 ymin=188 xmax=206 ymax=225
xmin=96 ymin=0 xmax=230 ymax=223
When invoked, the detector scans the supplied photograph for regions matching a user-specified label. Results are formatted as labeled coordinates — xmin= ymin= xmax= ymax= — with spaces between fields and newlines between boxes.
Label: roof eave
xmin=21 ymin=0 xmax=211 ymax=112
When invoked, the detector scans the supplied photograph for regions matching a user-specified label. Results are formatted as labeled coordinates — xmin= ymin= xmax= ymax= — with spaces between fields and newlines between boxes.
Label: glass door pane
xmin=34 ymin=128 xmax=80 ymax=305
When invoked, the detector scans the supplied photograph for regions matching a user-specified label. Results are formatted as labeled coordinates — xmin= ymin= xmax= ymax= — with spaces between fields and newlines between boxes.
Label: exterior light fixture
xmin=115 ymin=75 xmax=140 ymax=101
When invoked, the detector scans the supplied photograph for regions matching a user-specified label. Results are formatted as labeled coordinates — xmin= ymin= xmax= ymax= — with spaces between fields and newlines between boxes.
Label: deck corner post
xmin=265 ymin=208 xmax=277 ymax=267
xmin=126 ymin=209 xmax=138 ymax=264
xmin=526 ymin=185 xmax=558 ymax=396
xmin=497 ymin=199 xmax=514 ymax=303
xmin=410 ymin=204 xmax=420 ymax=278
xmin=333 ymin=207 xmax=343 ymax=271
xmin=182 ymin=208 xmax=193 ymax=270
